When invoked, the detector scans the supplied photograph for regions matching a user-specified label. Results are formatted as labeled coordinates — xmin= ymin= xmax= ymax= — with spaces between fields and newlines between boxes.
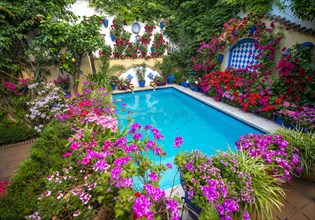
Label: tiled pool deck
xmin=1 ymin=85 xmax=314 ymax=219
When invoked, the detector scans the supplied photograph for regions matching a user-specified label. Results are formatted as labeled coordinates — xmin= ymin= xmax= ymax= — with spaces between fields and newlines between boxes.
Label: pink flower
xmin=148 ymin=172 xmax=158 ymax=182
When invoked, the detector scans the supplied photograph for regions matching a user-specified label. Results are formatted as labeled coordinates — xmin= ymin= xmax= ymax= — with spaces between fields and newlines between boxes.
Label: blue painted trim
xmin=227 ymin=38 xmax=256 ymax=70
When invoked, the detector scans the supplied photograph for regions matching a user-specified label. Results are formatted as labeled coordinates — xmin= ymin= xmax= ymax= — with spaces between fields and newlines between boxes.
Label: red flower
xmin=134 ymin=192 xmax=141 ymax=197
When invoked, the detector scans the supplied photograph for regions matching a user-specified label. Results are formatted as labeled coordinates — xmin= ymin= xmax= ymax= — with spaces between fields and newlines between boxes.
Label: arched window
xmin=228 ymin=38 xmax=259 ymax=72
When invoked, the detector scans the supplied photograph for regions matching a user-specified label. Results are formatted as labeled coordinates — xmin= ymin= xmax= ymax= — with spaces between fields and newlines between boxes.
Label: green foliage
xmin=0 ymin=124 xmax=37 ymax=146
xmin=89 ymin=0 xmax=172 ymax=23
xmin=0 ymin=120 xmax=71 ymax=219
xmin=86 ymin=55 xmax=125 ymax=89
xmin=0 ymin=0 xmax=75 ymax=79
xmin=275 ymin=128 xmax=315 ymax=177
xmin=289 ymin=0 xmax=315 ymax=22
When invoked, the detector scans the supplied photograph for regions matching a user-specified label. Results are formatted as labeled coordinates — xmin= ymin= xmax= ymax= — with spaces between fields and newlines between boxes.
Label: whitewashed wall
xmin=119 ymin=67 xmax=161 ymax=86
xmin=70 ymin=0 xmax=169 ymax=58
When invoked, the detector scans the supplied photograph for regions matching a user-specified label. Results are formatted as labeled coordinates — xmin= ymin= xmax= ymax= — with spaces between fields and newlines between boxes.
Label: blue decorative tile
xmin=127 ymin=74 xmax=133 ymax=81
xmin=228 ymin=38 xmax=260 ymax=72
xmin=147 ymin=72 xmax=154 ymax=80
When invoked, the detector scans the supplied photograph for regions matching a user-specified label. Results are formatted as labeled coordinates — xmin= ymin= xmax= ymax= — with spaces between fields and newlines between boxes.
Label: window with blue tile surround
xmin=228 ymin=38 xmax=260 ymax=72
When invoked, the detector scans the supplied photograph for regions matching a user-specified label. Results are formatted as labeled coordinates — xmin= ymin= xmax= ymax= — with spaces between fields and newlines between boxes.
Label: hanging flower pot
xmin=249 ymin=25 xmax=257 ymax=35
xmin=63 ymin=83 xmax=70 ymax=90
xmin=103 ymin=19 xmax=109 ymax=28
xmin=110 ymin=34 xmax=115 ymax=41
xmin=218 ymin=54 xmax=224 ymax=63
xmin=150 ymin=47 xmax=154 ymax=53
xmin=159 ymin=21 xmax=165 ymax=29
xmin=302 ymin=42 xmax=314 ymax=48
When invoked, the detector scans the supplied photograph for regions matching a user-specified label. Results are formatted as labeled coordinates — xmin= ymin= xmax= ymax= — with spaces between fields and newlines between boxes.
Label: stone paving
xmin=0 ymin=85 xmax=314 ymax=220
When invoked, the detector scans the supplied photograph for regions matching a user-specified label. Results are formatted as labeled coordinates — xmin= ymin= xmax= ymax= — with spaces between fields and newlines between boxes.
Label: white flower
xmin=45 ymin=190 xmax=51 ymax=196
xmin=73 ymin=210 xmax=80 ymax=217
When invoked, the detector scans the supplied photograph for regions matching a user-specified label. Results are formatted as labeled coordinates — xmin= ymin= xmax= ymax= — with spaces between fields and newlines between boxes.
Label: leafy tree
xmin=0 ymin=0 xmax=75 ymax=80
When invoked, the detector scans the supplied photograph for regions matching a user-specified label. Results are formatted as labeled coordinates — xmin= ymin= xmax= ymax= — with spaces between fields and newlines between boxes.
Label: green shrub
xmin=0 ymin=124 xmax=37 ymax=146
xmin=274 ymin=128 xmax=315 ymax=177
xmin=0 ymin=121 xmax=71 ymax=219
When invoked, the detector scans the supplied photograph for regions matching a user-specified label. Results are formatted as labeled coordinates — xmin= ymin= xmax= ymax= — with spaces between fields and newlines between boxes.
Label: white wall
xmin=69 ymin=0 xmax=170 ymax=58
xmin=119 ymin=67 xmax=161 ymax=87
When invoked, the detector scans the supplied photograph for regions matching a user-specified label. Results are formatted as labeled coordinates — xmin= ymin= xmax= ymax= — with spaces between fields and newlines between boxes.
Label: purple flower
xmin=129 ymin=122 xmax=142 ymax=133
xmin=153 ymin=147 xmax=163 ymax=155
xmin=120 ymin=178 xmax=133 ymax=188
xmin=133 ymin=133 xmax=143 ymax=140
xmin=144 ymin=124 xmax=153 ymax=130
xmin=143 ymin=184 xmax=165 ymax=202
xmin=174 ymin=136 xmax=183 ymax=148
xmin=202 ymin=185 xmax=219 ymax=202
xmin=133 ymin=195 xmax=154 ymax=219
xmin=185 ymin=163 xmax=194 ymax=171
xmin=70 ymin=141 xmax=80 ymax=151
xmin=93 ymin=160 xmax=110 ymax=172
xmin=151 ymin=128 xmax=160 ymax=135
xmin=243 ymin=211 xmax=251 ymax=220
xmin=113 ymin=156 xmax=131 ymax=166
xmin=63 ymin=152 xmax=71 ymax=157
xmin=166 ymin=199 xmax=179 ymax=219
xmin=154 ymin=133 xmax=164 ymax=140
xmin=146 ymin=140 xmax=156 ymax=148
xmin=148 ymin=172 xmax=158 ymax=182
xmin=110 ymin=167 xmax=123 ymax=179
xmin=166 ymin=163 xmax=173 ymax=169
xmin=223 ymin=199 xmax=239 ymax=214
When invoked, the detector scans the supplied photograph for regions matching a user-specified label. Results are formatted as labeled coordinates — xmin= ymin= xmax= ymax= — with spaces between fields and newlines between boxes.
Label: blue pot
xmin=218 ymin=54 xmax=224 ymax=63
xmin=64 ymin=91 xmax=71 ymax=98
xmin=103 ymin=19 xmax=109 ymax=28
xmin=110 ymin=34 xmax=115 ymax=41
xmin=276 ymin=116 xmax=295 ymax=129
xmin=182 ymin=82 xmax=189 ymax=87
xmin=19 ymin=87 xmax=29 ymax=93
xmin=63 ymin=83 xmax=70 ymax=90
xmin=180 ymin=177 xmax=201 ymax=220
xmin=160 ymin=21 xmax=165 ymax=29
xmin=193 ymin=86 xmax=199 ymax=92
xmin=167 ymin=75 xmax=175 ymax=84
xmin=150 ymin=47 xmax=154 ymax=53
xmin=302 ymin=42 xmax=314 ymax=48
xmin=138 ymin=81 xmax=145 ymax=87
xmin=111 ymin=84 xmax=117 ymax=90
xmin=249 ymin=25 xmax=257 ymax=35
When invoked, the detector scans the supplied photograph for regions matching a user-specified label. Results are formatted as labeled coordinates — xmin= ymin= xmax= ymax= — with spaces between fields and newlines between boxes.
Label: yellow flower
xmin=71 ymin=58 xmax=76 ymax=62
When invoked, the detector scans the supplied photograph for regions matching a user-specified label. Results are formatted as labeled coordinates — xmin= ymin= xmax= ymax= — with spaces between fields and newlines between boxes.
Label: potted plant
xmin=117 ymin=78 xmax=130 ymax=90
xmin=153 ymin=75 xmax=166 ymax=86
xmin=53 ymin=75 xmax=70 ymax=90
xmin=136 ymin=63 xmax=146 ymax=87
xmin=174 ymin=148 xmax=291 ymax=220
xmin=109 ymin=76 xmax=119 ymax=90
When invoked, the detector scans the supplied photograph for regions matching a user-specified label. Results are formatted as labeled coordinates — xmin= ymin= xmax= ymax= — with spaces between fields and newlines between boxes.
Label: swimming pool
xmin=114 ymin=88 xmax=263 ymax=189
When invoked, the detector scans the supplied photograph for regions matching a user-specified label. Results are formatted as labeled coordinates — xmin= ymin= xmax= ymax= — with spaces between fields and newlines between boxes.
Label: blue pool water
xmin=113 ymin=88 xmax=262 ymax=189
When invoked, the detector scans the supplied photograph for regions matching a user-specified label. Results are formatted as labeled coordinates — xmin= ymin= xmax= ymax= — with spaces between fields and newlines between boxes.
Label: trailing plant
xmin=274 ymin=128 xmax=315 ymax=177
xmin=136 ymin=63 xmax=147 ymax=82
xmin=151 ymin=33 xmax=167 ymax=58
xmin=175 ymin=149 xmax=286 ymax=220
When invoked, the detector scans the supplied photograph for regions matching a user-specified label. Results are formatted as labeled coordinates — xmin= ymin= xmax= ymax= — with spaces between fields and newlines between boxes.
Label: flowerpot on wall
xmin=302 ymin=42 xmax=313 ymax=48
xmin=218 ymin=54 xmax=224 ymax=63
xmin=110 ymin=34 xmax=115 ymax=41
xmin=159 ymin=21 xmax=165 ymax=29
xmin=249 ymin=25 xmax=257 ymax=35
xmin=138 ymin=81 xmax=145 ymax=87
xmin=150 ymin=47 xmax=154 ymax=53
xmin=103 ymin=19 xmax=109 ymax=28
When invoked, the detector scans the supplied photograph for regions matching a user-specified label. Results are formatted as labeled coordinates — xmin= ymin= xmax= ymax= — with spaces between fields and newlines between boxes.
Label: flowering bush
xmin=151 ymin=33 xmax=167 ymax=58
xmin=117 ymin=78 xmax=131 ymax=90
xmin=26 ymin=82 xmax=67 ymax=132
xmin=0 ymin=180 xmax=11 ymax=196
xmin=236 ymin=133 xmax=302 ymax=183
xmin=292 ymin=106 xmax=315 ymax=131
xmin=136 ymin=63 xmax=147 ymax=82
xmin=175 ymin=149 xmax=285 ymax=219
xmin=37 ymin=88 xmax=183 ymax=219
xmin=153 ymin=75 xmax=166 ymax=86
xmin=272 ymin=44 xmax=315 ymax=108
xmin=53 ymin=75 xmax=70 ymax=89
